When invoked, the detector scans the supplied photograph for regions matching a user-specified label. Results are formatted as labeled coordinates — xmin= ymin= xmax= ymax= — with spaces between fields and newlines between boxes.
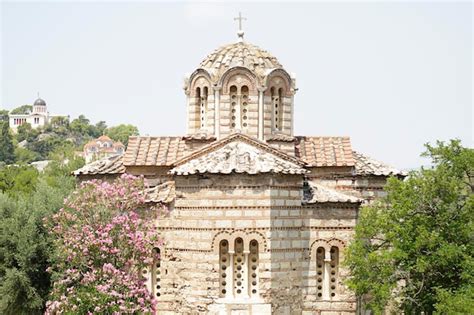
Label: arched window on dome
xmin=230 ymin=85 xmax=238 ymax=130
xmin=195 ymin=87 xmax=201 ymax=130
xmin=270 ymin=87 xmax=282 ymax=131
xmin=201 ymin=86 xmax=208 ymax=129
xmin=241 ymin=86 xmax=249 ymax=129
xmin=278 ymin=88 xmax=284 ymax=131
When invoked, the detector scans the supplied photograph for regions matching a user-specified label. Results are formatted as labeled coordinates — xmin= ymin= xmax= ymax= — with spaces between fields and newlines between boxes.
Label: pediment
xmin=169 ymin=133 xmax=306 ymax=175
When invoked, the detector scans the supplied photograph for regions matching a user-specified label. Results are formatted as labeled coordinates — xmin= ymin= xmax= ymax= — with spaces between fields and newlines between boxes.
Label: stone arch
xmin=211 ymin=229 xmax=267 ymax=253
xmin=245 ymin=230 xmax=268 ymax=252
xmin=309 ymin=239 xmax=331 ymax=258
xmin=220 ymin=67 xmax=257 ymax=94
xmin=212 ymin=230 xmax=233 ymax=252
xmin=264 ymin=69 xmax=292 ymax=96
xmin=190 ymin=74 xmax=212 ymax=97
xmin=189 ymin=69 xmax=212 ymax=88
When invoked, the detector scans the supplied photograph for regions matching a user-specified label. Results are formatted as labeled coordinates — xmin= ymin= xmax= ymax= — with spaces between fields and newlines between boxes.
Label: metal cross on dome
xmin=234 ymin=12 xmax=247 ymax=41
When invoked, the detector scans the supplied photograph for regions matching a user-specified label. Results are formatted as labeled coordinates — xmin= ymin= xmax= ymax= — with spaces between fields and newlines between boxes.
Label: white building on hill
xmin=9 ymin=97 xmax=68 ymax=131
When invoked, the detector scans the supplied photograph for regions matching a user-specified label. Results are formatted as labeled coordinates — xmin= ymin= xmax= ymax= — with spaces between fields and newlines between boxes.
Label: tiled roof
xmin=199 ymin=42 xmax=282 ymax=80
xmin=124 ymin=137 xmax=187 ymax=166
xmin=73 ymin=154 xmax=125 ymax=176
xmin=353 ymin=151 xmax=406 ymax=176
xmin=170 ymin=133 xmax=307 ymax=175
xmin=304 ymin=181 xmax=362 ymax=204
xmin=295 ymin=136 xmax=354 ymax=167
xmin=145 ymin=181 xmax=175 ymax=204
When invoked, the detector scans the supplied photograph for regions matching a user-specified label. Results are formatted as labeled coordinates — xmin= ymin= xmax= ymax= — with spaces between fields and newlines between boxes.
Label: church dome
xmin=199 ymin=42 xmax=283 ymax=80
xmin=34 ymin=98 xmax=46 ymax=106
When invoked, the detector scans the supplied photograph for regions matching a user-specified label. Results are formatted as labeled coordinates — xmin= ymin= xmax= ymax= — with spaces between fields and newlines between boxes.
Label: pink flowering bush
xmin=44 ymin=174 xmax=164 ymax=314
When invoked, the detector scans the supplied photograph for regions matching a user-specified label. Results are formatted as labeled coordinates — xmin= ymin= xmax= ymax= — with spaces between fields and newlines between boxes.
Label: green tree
xmin=91 ymin=120 xmax=107 ymax=138
xmin=0 ymin=122 xmax=15 ymax=164
xmin=0 ymin=165 xmax=39 ymax=197
xmin=9 ymin=105 xmax=32 ymax=115
xmin=16 ymin=122 xmax=39 ymax=143
xmin=14 ymin=147 xmax=40 ymax=164
xmin=0 ymin=146 xmax=83 ymax=314
xmin=105 ymin=124 xmax=139 ymax=146
xmin=345 ymin=140 xmax=474 ymax=314
xmin=69 ymin=115 xmax=90 ymax=136
xmin=0 ymin=110 xmax=9 ymax=122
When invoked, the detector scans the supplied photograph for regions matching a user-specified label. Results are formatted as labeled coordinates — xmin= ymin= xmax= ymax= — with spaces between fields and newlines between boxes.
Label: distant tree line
xmin=0 ymin=106 xmax=139 ymax=165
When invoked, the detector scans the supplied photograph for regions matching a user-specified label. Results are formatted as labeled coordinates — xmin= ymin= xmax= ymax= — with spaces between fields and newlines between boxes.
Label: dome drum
xmin=185 ymin=41 xmax=296 ymax=141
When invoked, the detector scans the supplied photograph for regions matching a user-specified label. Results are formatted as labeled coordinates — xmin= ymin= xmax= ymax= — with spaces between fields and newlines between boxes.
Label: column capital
xmin=257 ymin=86 xmax=267 ymax=93
xmin=213 ymin=85 xmax=223 ymax=92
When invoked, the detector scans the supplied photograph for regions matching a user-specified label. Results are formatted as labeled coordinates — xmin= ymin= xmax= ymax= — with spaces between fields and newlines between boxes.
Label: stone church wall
xmin=153 ymin=173 xmax=358 ymax=314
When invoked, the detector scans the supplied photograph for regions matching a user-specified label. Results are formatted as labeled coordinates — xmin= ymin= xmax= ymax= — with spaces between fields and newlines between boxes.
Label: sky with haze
xmin=1 ymin=1 xmax=472 ymax=169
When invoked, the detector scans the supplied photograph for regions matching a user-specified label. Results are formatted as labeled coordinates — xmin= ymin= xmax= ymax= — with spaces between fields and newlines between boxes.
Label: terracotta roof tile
xmin=124 ymin=137 xmax=188 ymax=166
xmin=353 ymin=151 xmax=406 ymax=176
xmin=73 ymin=155 xmax=125 ymax=176
xmin=295 ymin=136 xmax=354 ymax=167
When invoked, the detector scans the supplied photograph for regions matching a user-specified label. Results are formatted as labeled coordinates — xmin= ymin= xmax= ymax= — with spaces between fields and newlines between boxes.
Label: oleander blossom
xmin=45 ymin=174 xmax=165 ymax=314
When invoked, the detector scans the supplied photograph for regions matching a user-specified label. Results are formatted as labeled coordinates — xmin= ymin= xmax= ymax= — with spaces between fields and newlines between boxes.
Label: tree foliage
xmin=10 ymin=105 xmax=32 ymax=115
xmin=0 ymin=146 xmax=83 ymax=314
xmin=0 ymin=122 xmax=15 ymax=164
xmin=105 ymin=124 xmax=139 ymax=146
xmin=345 ymin=140 xmax=474 ymax=314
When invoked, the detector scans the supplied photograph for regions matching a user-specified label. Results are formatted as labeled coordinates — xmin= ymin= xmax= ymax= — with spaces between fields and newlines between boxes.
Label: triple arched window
xmin=219 ymin=238 xmax=259 ymax=299
xmin=229 ymin=85 xmax=249 ymax=130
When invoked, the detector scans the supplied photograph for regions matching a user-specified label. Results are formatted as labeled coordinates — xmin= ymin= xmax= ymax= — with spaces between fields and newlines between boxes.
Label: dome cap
xmin=199 ymin=42 xmax=282 ymax=80
xmin=34 ymin=98 xmax=46 ymax=106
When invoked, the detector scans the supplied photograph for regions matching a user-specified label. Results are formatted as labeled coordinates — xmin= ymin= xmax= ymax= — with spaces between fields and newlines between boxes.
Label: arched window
xmin=315 ymin=245 xmax=340 ymax=300
xmin=329 ymin=246 xmax=339 ymax=298
xmin=316 ymin=247 xmax=325 ymax=299
xmin=278 ymin=88 xmax=284 ymax=131
xmin=219 ymin=238 xmax=260 ymax=300
xmin=271 ymin=87 xmax=282 ymax=131
xmin=230 ymin=85 xmax=238 ymax=130
xmin=195 ymin=87 xmax=201 ymax=130
xmin=241 ymin=86 xmax=249 ymax=129
xmin=201 ymin=86 xmax=208 ymax=129
xmin=145 ymin=247 xmax=161 ymax=299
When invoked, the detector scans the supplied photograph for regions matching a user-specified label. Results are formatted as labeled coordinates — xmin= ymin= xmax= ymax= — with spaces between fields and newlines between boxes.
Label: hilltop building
xmin=74 ymin=19 xmax=404 ymax=315
xmin=8 ymin=97 xmax=69 ymax=131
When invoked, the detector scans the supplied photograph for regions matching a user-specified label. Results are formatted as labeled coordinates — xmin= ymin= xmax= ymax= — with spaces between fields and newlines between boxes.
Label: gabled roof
xmin=295 ymin=136 xmax=354 ymax=167
xmin=304 ymin=181 xmax=362 ymax=204
xmin=353 ymin=151 xmax=406 ymax=176
xmin=73 ymin=154 xmax=125 ymax=176
xmin=170 ymin=133 xmax=307 ymax=175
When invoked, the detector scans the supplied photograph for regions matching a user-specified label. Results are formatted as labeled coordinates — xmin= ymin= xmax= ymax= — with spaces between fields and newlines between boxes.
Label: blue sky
xmin=1 ymin=1 xmax=472 ymax=169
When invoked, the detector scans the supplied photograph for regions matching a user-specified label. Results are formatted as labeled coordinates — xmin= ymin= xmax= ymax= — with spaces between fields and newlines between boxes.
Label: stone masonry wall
xmin=154 ymin=173 xmax=358 ymax=315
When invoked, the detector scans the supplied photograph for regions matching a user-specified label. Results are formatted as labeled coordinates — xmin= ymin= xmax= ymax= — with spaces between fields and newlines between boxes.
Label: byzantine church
xmin=75 ymin=20 xmax=404 ymax=315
